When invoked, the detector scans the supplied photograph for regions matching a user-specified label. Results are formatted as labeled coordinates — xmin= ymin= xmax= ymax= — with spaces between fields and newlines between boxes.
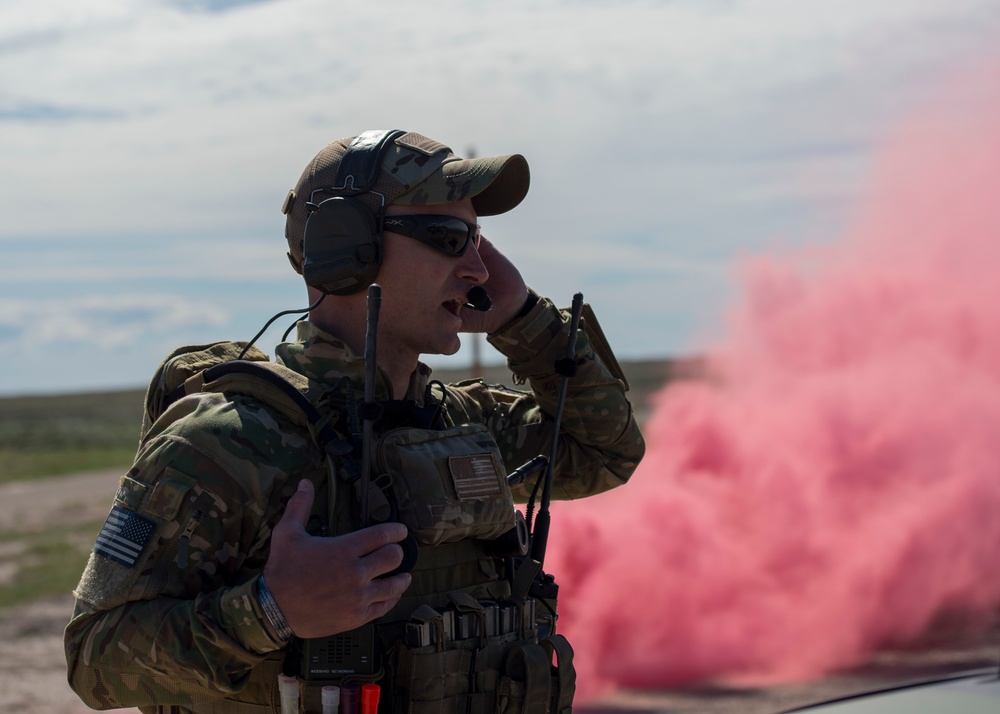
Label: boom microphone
xmin=465 ymin=286 xmax=492 ymax=311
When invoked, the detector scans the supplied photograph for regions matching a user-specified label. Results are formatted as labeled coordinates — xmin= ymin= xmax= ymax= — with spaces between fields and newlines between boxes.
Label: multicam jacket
xmin=64 ymin=295 xmax=645 ymax=713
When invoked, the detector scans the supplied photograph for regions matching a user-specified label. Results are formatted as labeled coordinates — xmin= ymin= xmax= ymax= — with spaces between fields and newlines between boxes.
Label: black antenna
xmin=359 ymin=284 xmax=381 ymax=529
xmin=529 ymin=292 xmax=584 ymax=565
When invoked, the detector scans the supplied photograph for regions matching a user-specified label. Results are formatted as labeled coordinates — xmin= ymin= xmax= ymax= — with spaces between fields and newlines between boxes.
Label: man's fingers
xmin=371 ymin=572 xmax=412 ymax=602
xmin=276 ymin=479 xmax=315 ymax=531
xmin=364 ymin=573 xmax=412 ymax=619
xmin=361 ymin=541 xmax=406 ymax=579
xmin=340 ymin=522 xmax=408 ymax=556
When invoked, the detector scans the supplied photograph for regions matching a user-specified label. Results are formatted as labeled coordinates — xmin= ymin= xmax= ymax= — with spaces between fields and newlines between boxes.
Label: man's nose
xmin=457 ymin=245 xmax=489 ymax=285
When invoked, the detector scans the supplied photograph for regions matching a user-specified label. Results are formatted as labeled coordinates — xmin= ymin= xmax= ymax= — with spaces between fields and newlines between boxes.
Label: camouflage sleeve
xmin=445 ymin=294 xmax=645 ymax=502
xmin=64 ymin=392 xmax=314 ymax=710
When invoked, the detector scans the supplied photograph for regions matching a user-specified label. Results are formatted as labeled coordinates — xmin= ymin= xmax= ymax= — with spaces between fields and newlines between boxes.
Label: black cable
xmin=281 ymin=317 xmax=302 ymax=343
xmin=238 ymin=293 xmax=327 ymax=360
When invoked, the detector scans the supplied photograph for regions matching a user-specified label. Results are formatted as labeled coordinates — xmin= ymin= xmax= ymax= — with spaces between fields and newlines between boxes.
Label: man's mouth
xmin=443 ymin=298 xmax=464 ymax=317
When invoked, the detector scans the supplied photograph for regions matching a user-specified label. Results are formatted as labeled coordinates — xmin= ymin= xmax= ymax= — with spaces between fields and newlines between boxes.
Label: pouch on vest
xmin=373 ymin=423 xmax=517 ymax=546
xmin=394 ymin=596 xmax=575 ymax=714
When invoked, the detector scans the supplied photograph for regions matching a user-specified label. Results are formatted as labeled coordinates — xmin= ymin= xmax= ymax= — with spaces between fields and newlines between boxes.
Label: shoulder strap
xmin=142 ymin=341 xmax=268 ymax=437
xmin=199 ymin=360 xmax=347 ymax=453
xmin=142 ymin=340 xmax=349 ymax=456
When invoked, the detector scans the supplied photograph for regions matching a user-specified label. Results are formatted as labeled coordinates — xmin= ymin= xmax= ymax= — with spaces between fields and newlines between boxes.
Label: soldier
xmin=65 ymin=130 xmax=645 ymax=713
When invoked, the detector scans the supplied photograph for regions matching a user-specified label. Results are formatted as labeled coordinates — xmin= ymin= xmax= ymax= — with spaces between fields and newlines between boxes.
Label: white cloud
xmin=1 ymin=0 xmax=999 ymax=393
xmin=0 ymin=237 xmax=294 ymax=286
xmin=0 ymin=294 xmax=228 ymax=350
xmin=3 ymin=0 xmax=997 ymax=239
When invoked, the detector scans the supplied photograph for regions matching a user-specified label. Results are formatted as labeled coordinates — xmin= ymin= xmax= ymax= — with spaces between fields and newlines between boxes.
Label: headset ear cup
xmin=302 ymin=197 xmax=381 ymax=295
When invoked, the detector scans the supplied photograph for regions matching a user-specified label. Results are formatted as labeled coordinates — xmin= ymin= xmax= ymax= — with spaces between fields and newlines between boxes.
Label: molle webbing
xmin=380 ymin=539 xmax=510 ymax=623
xmin=394 ymin=633 xmax=576 ymax=714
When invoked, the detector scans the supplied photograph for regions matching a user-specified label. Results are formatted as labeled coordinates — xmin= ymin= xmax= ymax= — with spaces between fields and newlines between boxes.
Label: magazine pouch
xmin=394 ymin=595 xmax=575 ymax=714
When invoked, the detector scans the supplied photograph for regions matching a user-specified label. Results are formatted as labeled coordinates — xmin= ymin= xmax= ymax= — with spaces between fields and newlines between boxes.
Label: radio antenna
xmin=529 ymin=292 xmax=584 ymax=566
xmin=359 ymin=283 xmax=382 ymax=529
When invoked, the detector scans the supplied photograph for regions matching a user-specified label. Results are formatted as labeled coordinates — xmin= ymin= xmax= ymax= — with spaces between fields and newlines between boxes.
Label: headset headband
xmin=301 ymin=129 xmax=407 ymax=295
xmin=333 ymin=129 xmax=407 ymax=196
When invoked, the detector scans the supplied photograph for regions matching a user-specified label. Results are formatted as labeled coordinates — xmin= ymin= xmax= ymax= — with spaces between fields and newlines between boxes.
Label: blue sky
xmin=2 ymin=0 xmax=999 ymax=396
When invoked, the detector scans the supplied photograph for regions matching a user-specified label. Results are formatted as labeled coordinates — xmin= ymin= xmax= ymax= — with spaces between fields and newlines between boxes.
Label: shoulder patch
xmin=94 ymin=506 xmax=156 ymax=568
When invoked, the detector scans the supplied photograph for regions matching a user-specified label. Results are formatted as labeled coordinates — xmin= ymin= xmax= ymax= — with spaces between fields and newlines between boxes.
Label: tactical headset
xmin=299 ymin=129 xmax=493 ymax=311
xmin=301 ymin=129 xmax=407 ymax=296
xmin=241 ymin=130 xmax=487 ymax=362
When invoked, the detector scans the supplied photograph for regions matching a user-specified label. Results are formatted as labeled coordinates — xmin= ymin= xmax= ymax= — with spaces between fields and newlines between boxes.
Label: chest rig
xmin=146 ymin=336 xmax=574 ymax=714
xmin=276 ymin=287 xmax=577 ymax=714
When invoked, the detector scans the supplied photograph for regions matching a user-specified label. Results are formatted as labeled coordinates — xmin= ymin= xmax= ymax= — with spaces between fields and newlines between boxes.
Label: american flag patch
xmin=449 ymin=454 xmax=503 ymax=500
xmin=94 ymin=506 xmax=156 ymax=568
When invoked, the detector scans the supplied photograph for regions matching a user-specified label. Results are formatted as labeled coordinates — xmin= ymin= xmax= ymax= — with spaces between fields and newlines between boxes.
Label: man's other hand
xmin=263 ymin=479 xmax=412 ymax=639
xmin=461 ymin=235 xmax=529 ymax=334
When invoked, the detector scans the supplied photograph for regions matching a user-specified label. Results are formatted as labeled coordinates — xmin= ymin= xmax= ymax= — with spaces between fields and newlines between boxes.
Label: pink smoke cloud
xmin=546 ymin=62 xmax=1000 ymax=701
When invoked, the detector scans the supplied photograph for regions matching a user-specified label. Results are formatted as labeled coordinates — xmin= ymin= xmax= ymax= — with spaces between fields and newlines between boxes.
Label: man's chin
xmin=426 ymin=335 xmax=462 ymax=357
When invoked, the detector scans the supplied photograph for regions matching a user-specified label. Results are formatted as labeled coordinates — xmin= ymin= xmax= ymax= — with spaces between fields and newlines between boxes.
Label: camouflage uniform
xmin=64 ymin=294 xmax=644 ymax=713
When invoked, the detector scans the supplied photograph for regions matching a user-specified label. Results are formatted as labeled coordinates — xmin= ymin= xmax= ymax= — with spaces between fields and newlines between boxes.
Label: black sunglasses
xmin=382 ymin=215 xmax=481 ymax=256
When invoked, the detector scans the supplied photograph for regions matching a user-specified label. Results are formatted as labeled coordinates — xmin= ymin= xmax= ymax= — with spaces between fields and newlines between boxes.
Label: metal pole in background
xmin=467 ymin=145 xmax=483 ymax=379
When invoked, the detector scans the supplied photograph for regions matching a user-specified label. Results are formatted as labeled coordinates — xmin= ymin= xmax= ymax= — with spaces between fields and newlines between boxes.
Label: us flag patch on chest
xmin=448 ymin=454 xmax=503 ymax=500
xmin=94 ymin=506 xmax=156 ymax=568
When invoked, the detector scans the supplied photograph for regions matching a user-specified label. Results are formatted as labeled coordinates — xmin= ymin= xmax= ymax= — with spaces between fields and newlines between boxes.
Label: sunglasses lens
xmin=384 ymin=216 xmax=480 ymax=256
xmin=420 ymin=218 xmax=475 ymax=255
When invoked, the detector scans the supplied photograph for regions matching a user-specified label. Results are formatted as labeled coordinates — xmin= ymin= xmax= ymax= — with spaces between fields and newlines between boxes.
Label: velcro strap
xmin=504 ymin=643 xmax=552 ymax=714
xmin=540 ymin=635 xmax=576 ymax=714
xmin=409 ymin=603 xmax=446 ymax=649
xmin=581 ymin=303 xmax=630 ymax=390
xmin=553 ymin=358 xmax=579 ymax=378
xmin=511 ymin=557 xmax=543 ymax=599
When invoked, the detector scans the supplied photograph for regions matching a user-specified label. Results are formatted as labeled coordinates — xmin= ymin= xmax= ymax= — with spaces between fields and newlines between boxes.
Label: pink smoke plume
xmin=547 ymin=64 xmax=1000 ymax=701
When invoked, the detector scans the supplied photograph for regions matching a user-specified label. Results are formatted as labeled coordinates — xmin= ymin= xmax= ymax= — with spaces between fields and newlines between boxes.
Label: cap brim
xmin=393 ymin=154 xmax=530 ymax=216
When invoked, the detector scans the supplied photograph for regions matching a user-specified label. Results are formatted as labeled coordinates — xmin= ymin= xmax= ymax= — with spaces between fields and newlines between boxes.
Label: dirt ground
xmin=1 ymin=470 xmax=997 ymax=714
xmin=0 ymin=469 xmax=133 ymax=713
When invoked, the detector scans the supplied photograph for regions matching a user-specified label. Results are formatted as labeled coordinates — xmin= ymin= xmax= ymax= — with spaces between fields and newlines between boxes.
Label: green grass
xmin=0 ymin=388 xmax=144 ymax=447
xmin=0 ymin=388 xmax=144 ymax=483
xmin=0 ymin=521 xmax=103 ymax=608
xmin=0 ymin=446 xmax=137 ymax=483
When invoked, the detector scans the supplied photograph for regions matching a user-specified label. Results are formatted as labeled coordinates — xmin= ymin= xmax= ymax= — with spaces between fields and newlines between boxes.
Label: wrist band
xmin=489 ymin=290 xmax=540 ymax=336
xmin=257 ymin=574 xmax=294 ymax=644
xmin=515 ymin=290 xmax=540 ymax=320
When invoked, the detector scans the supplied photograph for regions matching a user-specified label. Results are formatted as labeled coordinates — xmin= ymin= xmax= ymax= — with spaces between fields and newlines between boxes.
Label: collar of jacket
xmin=274 ymin=320 xmax=433 ymax=404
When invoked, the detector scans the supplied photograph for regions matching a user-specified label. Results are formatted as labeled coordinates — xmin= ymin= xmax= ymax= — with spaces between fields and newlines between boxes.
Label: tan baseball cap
xmin=282 ymin=130 xmax=530 ymax=274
